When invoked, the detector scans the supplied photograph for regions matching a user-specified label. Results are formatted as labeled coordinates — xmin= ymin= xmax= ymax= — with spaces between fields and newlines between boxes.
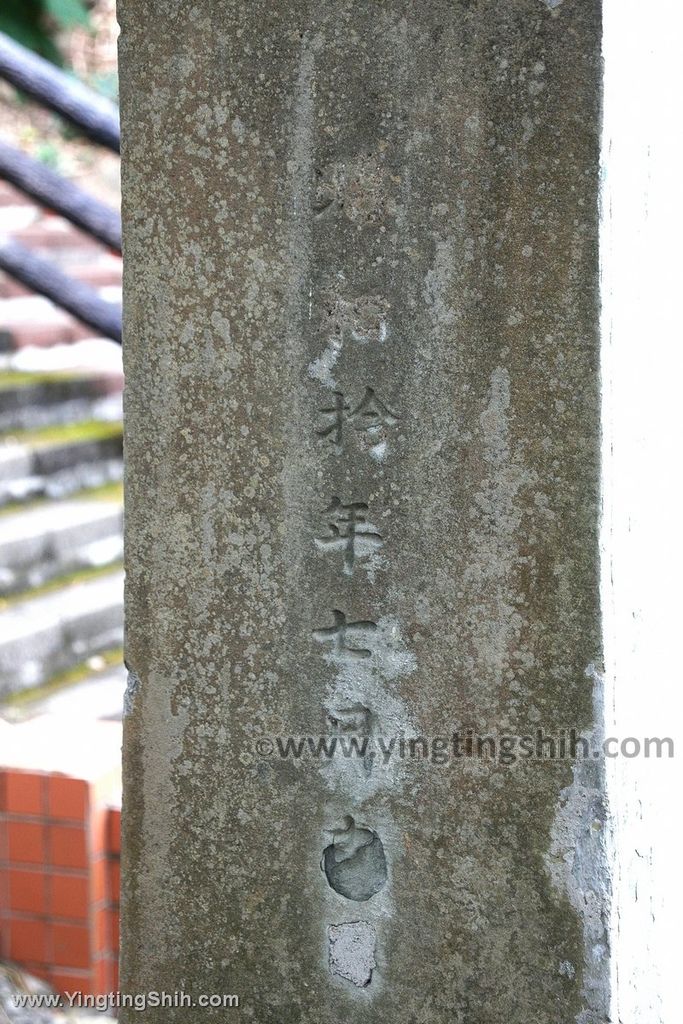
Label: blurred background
xmin=0 ymin=1 xmax=123 ymax=1015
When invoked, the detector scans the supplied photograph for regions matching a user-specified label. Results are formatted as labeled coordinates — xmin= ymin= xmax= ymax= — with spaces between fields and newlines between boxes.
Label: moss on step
xmin=0 ymin=560 xmax=123 ymax=611
xmin=2 ymin=418 xmax=122 ymax=447
xmin=0 ymin=479 xmax=123 ymax=518
xmin=78 ymin=480 xmax=124 ymax=503
xmin=0 ymin=370 xmax=93 ymax=391
xmin=1 ymin=647 xmax=124 ymax=709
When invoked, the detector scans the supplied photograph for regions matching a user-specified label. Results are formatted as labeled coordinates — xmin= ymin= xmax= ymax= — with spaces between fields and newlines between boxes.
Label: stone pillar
xmin=119 ymin=2 xmax=607 ymax=1021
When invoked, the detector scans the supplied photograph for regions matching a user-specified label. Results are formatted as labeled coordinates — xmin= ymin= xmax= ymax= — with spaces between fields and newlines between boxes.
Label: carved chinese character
xmin=317 ymin=392 xmax=349 ymax=450
xmin=317 ymin=388 xmax=398 ymax=453
xmin=315 ymin=497 xmax=383 ymax=574
xmin=336 ymin=295 xmax=389 ymax=346
xmin=311 ymin=156 xmax=396 ymax=225
xmin=313 ymin=610 xmax=377 ymax=661
xmin=348 ymin=387 xmax=398 ymax=432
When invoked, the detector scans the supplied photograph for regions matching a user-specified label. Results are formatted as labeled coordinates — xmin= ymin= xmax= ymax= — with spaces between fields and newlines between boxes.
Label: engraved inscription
xmin=317 ymin=388 xmax=399 ymax=453
xmin=317 ymin=391 xmax=348 ymax=449
xmin=315 ymin=498 xmax=383 ymax=574
xmin=328 ymin=294 xmax=389 ymax=346
xmin=349 ymin=388 xmax=399 ymax=432
xmin=313 ymin=610 xmax=378 ymax=661
xmin=312 ymin=167 xmax=336 ymax=216
xmin=308 ymin=149 xmax=402 ymax=972
xmin=312 ymin=156 xmax=394 ymax=225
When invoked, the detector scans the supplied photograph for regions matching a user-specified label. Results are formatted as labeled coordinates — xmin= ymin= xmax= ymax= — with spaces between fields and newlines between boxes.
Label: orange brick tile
xmin=48 ymin=777 xmax=89 ymax=822
xmin=52 ymin=922 xmax=91 ymax=968
xmin=9 ymin=918 xmax=48 ymax=962
xmin=94 ymin=909 xmax=109 ymax=954
xmin=94 ymin=957 xmax=112 ymax=995
xmin=0 ymin=915 xmax=9 ymax=959
xmin=109 ymin=860 xmax=120 ymax=903
xmin=91 ymin=858 xmax=107 ymax=904
xmin=48 ymin=825 xmax=88 ymax=869
xmin=0 ymin=861 xmax=8 ymax=918
xmin=7 ymin=821 xmax=46 ymax=865
xmin=89 ymin=803 xmax=108 ymax=857
xmin=8 ymin=869 xmax=47 ymax=915
xmin=111 ymin=910 xmax=119 ymax=952
xmin=107 ymin=808 xmax=121 ymax=855
xmin=51 ymin=968 xmax=93 ymax=997
xmin=3 ymin=771 xmax=44 ymax=816
xmin=50 ymin=874 xmax=90 ymax=921
xmin=0 ymin=817 xmax=8 ymax=863
xmin=21 ymin=963 xmax=52 ymax=986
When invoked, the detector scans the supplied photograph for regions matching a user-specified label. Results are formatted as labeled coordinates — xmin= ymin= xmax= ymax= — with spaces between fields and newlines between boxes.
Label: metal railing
xmin=0 ymin=32 xmax=122 ymax=344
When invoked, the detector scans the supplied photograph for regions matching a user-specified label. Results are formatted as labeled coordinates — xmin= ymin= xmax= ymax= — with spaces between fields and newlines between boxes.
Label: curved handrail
xmin=0 ymin=240 xmax=122 ymax=344
xmin=0 ymin=141 xmax=121 ymax=252
xmin=0 ymin=32 xmax=119 ymax=153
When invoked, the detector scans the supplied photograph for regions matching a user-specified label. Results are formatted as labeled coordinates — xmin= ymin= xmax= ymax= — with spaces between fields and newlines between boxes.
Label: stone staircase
xmin=0 ymin=180 xmax=124 ymax=708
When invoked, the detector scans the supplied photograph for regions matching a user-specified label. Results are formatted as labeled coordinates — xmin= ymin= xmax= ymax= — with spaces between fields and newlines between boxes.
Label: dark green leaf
xmin=0 ymin=3 xmax=63 ymax=63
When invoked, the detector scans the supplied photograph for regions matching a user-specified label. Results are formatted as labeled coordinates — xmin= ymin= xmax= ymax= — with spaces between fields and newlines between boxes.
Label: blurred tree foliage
xmin=0 ymin=0 xmax=91 ymax=65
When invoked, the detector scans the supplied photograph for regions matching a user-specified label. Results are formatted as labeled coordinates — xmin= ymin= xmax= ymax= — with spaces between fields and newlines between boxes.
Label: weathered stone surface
xmin=119 ymin=2 xmax=606 ymax=1022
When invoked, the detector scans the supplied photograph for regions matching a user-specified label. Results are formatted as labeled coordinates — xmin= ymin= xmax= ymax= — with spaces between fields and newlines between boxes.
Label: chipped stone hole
xmin=327 ymin=702 xmax=373 ymax=735
xmin=319 ymin=294 xmax=390 ymax=344
xmin=123 ymin=666 xmax=141 ymax=717
xmin=322 ymin=816 xmax=388 ymax=901
xmin=328 ymin=921 xmax=377 ymax=988
xmin=312 ymin=157 xmax=389 ymax=223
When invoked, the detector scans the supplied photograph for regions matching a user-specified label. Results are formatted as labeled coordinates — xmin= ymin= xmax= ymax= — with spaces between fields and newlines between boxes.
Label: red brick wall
xmin=0 ymin=769 xmax=120 ymax=996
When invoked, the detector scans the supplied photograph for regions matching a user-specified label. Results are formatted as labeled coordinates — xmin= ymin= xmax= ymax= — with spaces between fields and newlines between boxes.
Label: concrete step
xmin=1 ymin=336 xmax=123 ymax=377
xmin=0 ymin=568 xmax=124 ymax=698
xmin=0 ymin=294 xmax=92 ymax=350
xmin=0 ymin=288 xmax=121 ymax=351
xmin=0 ymin=495 xmax=123 ymax=596
xmin=1 ymin=656 xmax=126 ymax=723
xmin=0 ymin=421 xmax=123 ymax=507
xmin=0 ymin=369 xmax=122 ymax=431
